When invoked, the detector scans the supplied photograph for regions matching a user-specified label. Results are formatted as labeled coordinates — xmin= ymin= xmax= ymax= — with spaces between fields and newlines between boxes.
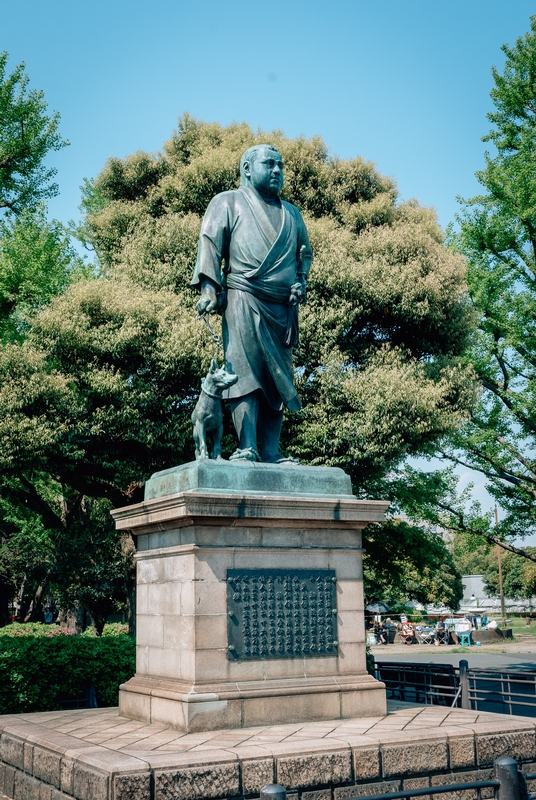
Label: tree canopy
xmin=430 ymin=16 xmax=536 ymax=557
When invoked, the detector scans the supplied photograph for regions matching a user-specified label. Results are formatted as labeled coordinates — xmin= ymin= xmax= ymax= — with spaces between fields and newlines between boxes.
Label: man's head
xmin=240 ymin=144 xmax=284 ymax=199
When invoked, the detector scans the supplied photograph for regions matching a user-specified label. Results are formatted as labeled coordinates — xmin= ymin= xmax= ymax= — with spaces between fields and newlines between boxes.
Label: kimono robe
xmin=191 ymin=185 xmax=312 ymax=411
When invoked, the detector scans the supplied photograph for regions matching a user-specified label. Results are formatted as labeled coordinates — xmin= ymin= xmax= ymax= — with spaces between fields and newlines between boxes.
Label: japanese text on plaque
xmin=227 ymin=569 xmax=338 ymax=660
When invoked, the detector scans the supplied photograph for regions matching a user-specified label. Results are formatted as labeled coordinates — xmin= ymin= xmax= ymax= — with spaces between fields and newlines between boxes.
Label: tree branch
xmin=480 ymin=375 xmax=536 ymax=435
xmin=493 ymin=344 xmax=510 ymax=392
xmin=495 ymin=434 xmax=536 ymax=476
xmin=436 ymin=500 xmax=536 ymax=561
xmin=61 ymin=472 xmax=132 ymax=509
xmin=440 ymin=448 xmax=536 ymax=498
xmin=464 ymin=442 xmax=536 ymax=497
xmin=17 ymin=476 xmax=65 ymax=531
xmin=514 ymin=343 xmax=536 ymax=372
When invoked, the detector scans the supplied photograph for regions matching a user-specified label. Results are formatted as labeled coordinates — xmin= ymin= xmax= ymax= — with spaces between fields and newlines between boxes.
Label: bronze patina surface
xmin=192 ymin=144 xmax=312 ymax=464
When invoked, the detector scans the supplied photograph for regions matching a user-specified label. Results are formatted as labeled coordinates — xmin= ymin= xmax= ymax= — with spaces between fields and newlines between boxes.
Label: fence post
xmin=261 ymin=786 xmax=287 ymax=800
xmin=459 ymin=659 xmax=470 ymax=709
xmin=495 ymin=757 xmax=521 ymax=800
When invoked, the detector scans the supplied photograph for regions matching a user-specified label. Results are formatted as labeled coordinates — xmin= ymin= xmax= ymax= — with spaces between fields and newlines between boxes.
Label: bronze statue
xmin=192 ymin=144 xmax=312 ymax=463
xmin=191 ymin=359 xmax=238 ymax=460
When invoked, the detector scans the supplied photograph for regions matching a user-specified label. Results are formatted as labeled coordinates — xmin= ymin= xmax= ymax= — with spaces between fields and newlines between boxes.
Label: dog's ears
xmin=210 ymin=358 xmax=217 ymax=373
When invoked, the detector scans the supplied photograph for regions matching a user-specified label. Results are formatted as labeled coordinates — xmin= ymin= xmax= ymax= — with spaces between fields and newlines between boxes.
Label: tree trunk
xmin=57 ymin=605 xmax=86 ymax=634
xmin=28 ymin=582 xmax=47 ymax=622
xmin=89 ymin=610 xmax=107 ymax=637
xmin=0 ymin=578 xmax=12 ymax=627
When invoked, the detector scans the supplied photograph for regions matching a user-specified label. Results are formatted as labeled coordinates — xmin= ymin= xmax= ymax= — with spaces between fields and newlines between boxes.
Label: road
xmin=372 ymin=648 xmax=536 ymax=671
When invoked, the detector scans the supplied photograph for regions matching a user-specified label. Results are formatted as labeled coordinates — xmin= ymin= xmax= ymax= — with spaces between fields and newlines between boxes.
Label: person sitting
xmin=434 ymin=618 xmax=448 ymax=645
xmin=400 ymin=621 xmax=415 ymax=645
xmin=378 ymin=623 xmax=388 ymax=645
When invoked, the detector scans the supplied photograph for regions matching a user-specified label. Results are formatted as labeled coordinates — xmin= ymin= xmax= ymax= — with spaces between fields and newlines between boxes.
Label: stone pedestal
xmin=112 ymin=461 xmax=388 ymax=732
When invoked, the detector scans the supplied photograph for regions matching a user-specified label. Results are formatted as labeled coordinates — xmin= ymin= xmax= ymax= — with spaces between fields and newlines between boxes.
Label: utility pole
xmin=496 ymin=504 xmax=506 ymax=627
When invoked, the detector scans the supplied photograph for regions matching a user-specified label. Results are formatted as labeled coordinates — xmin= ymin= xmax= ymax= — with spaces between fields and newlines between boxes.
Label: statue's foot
xmin=229 ymin=447 xmax=261 ymax=462
xmin=263 ymin=454 xmax=300 ymax=465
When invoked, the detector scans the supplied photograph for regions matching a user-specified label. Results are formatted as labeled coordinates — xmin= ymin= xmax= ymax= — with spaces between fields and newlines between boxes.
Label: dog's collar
xmin=201 ymin=378 xmax=222 ymax=400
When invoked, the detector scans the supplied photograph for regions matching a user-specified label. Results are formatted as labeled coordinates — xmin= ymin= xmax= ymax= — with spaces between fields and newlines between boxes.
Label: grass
xmin=506 ymin=617 xmax=536 ymax=639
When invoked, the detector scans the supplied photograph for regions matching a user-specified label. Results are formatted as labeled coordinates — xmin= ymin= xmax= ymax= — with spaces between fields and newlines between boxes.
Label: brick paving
xmin=0 ymin=701 xmax=527 ymax=758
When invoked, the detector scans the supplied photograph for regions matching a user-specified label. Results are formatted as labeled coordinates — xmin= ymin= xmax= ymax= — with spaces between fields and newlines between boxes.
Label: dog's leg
xmin=212 ymin=422 xmax=223 ymax=460
xmin=193 ymin=419 xmax=209 ymax=459
xmin=192 ymin=422 xmax=201 ymax=460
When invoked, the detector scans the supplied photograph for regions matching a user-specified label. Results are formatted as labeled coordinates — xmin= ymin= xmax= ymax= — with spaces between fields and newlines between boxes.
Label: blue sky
xmin=3 ymin=1 xmax=535 ymax=522
xmin=3 ymin=1 xmax=535 ymax=230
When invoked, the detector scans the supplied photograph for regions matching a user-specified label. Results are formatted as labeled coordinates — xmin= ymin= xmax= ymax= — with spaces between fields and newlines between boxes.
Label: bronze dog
xmin=192 ymin=359 xmax=238 ymax=460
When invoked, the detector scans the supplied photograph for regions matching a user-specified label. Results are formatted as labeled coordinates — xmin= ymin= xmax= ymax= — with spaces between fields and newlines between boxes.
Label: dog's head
xmin=207 ymin=359 xmax=239 ymax=390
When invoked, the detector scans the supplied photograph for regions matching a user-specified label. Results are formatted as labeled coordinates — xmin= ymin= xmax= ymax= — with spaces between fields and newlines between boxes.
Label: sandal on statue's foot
xmin=263 ymin=454 xmax=300 ymax=465
xmin=229 ymin=447 xmax=261 ymax=462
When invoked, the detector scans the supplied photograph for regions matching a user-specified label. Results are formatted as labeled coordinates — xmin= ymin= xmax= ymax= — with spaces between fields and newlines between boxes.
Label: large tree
xmin=423 ymin=17 xmax=536 ymax=560
xmin=0 ymin=116 xmax=473 ymax=615
xmin=0 ymin=51 xmax=67 ymax=215
xmin=0 ymin=55 xmax=89 ymax=627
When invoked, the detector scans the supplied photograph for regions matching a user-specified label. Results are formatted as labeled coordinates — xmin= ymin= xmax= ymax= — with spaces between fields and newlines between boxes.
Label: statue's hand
xmin=196 ymin=283 xmax=218 ymax=316
xmin=289 ymin=281 xmax=306 ymax=306
xmin=196 ymin=295 xmax=218 ymax=316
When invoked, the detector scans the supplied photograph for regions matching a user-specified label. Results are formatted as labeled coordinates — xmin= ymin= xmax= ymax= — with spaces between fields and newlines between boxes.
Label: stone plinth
xmin=112 ymin=461 xmax=388 ymax=732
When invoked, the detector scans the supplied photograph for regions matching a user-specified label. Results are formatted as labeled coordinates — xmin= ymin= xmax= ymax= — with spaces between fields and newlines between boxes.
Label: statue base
xmin=112 ymin=460 xmax=388 ymax=732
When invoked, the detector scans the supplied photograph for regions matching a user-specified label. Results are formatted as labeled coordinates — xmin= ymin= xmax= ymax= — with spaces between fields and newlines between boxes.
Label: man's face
xmin=246 ymin=148 xmax=284 ymax=199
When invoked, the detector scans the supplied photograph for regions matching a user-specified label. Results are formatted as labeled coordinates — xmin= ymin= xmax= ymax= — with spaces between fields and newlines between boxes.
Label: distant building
xmin=461 ymin=574 xmax=486 ymax=602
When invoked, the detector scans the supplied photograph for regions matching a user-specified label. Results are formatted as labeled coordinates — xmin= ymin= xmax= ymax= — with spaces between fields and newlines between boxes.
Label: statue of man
xmin=192 ymin=144 xmax=312 ymax=463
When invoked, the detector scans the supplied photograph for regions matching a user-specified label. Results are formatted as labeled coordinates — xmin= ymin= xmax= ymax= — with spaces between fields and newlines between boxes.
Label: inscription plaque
xmin=227 ymin=568 xmax=338 ymax=660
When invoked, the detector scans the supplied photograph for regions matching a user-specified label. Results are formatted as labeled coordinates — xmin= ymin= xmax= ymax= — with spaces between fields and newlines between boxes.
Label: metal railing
xmin=374 ymin=659 xmax=536 ymax=717
xmin=261 ymin=757 xmax=530 ymax=800
xmin=374 ymin=661 xmax=459 ymax=706
xmin=467 ymin=667 xmax=536 ymax=716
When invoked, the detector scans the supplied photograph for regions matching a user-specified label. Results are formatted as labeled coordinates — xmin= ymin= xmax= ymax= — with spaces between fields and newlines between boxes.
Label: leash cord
xmin=197 ymin=312 xmax=222 ymax=362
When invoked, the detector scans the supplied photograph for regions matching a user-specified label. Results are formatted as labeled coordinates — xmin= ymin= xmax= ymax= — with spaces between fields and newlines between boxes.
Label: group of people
xmin=369 ymin=617 xmax=450 ymax=645
xmin=371 ymin=618 xmax=394 ymax=645
xmin=401 ymin=618 xmax=449 ymax=645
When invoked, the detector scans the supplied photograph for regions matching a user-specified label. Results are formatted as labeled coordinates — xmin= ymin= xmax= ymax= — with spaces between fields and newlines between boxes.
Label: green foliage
xmin=452 ymin=531 xmax=493 ymax=576
xmin=0 ymin=635 xmax=135 ymax=712
xmin=0 ymin=207 xmax=85 ymax=342
xmin=0 ymin=52 xmax=68 ymax=214
xmin=50 ymin=514 xmax=134 ymax=637
xmin=443 ymin=17 xmax=536 ymax=550
xmin=363 ymin=519 xmax=463 ymax=609
xmin=0 ymin=621 xmax=129 ymax=638
xmin=0 ymin=55 xmax=133 ymax=633
xmin=483 ymin=546 xmax=536 ymax=600
xmin=81 ymin=622 xmax=129 ymax=637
